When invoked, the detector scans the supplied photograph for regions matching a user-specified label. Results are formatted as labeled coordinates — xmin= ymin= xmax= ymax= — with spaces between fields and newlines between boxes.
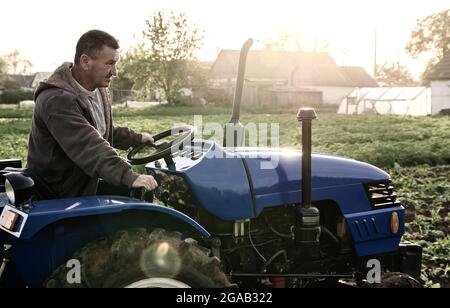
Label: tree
xmin=111 ymin=54 xmax=136 ymax=103
xmin=406 ymin=9 xmax=450 ymax=80
xmin=375 ymin=62 xmax=418 ymax=87
xmin=0 ymin=57 xmax=20 ymax=89
xmin=122 ymin=11 xmax=204 ymax=105
xmin=265 ymin=32 xmax=304 ymax=51
xmin=420 ymin=58 xmax=440 ymax=86
xmin=3 ymin=49 xmax=34 ymax=75
xmin=0 ymin=57 xmax=7 ymax=74
xmin=264 ymin=32 xmax=331 ymax=52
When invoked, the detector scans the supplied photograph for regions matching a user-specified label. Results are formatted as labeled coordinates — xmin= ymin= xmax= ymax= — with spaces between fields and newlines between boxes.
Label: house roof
xmin=32 ymin=72 xmax=52 ymax=88
xmin=339 ymin=66 xmax=378 ymax=87
xmin=210 ymin=50 xmax=377 ymax=87
xmin=427 ymin=53 xmax=450 ymax=80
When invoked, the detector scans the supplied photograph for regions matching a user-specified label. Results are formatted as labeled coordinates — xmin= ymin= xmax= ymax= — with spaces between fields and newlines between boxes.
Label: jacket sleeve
xmin=112 ymin=125 xmax=143 ymax=150
xmin=44 ymin=95 xmax=139 ymax=188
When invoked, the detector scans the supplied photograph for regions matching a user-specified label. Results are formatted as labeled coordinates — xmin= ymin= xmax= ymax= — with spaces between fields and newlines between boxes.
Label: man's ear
xmin=79 ymin=54 xmax=90 ymax=71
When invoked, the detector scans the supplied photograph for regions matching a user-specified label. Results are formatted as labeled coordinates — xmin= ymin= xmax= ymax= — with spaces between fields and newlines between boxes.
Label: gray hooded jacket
xmin=27 ymin=62 xmax=142 ymax=198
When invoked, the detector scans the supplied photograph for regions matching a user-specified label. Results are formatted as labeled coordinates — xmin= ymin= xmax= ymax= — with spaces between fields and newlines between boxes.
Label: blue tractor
xmin=0 ymin=40 xmax=422 ymax=288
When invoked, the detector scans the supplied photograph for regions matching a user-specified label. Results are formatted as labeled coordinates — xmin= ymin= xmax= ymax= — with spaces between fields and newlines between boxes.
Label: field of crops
xmin=0 ymin=104 xmax=449 ymax=287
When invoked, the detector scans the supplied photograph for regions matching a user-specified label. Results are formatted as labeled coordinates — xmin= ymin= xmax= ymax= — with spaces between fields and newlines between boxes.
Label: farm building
xmin=338 ymin=87 xmax=431 ymax=116
xmin=427 ymin=52 xmax=450 ymax=115
xmin=209 ymin=50 xmax=376 ymax=107
xmin=31 ymin=72 xmax=52 ymax=88
xmin=0 ymin=72 xmax=52 ymax=91
xmin=0 ymin=74 xmax=34 ymax=91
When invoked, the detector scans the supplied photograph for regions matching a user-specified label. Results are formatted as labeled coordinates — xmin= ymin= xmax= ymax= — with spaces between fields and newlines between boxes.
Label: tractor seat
xmin=2 ymin=168 xmax=57 ymax=200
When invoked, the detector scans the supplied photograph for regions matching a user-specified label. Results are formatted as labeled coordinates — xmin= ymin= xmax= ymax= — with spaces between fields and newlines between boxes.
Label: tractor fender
xmin=4 ymin=196 xmax=211 ymax=288
xmin=14 ymin=196 xmax=210 ymax=240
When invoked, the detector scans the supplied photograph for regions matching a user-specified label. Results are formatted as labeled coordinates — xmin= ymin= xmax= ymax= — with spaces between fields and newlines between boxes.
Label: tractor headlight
xmin=3 ymin=173 xmax=35 ymax=207
xmin=390 ymin=212 xmax=400 ymax=234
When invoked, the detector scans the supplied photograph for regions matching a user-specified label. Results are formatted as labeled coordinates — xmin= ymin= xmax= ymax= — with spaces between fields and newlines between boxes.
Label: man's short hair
xmin=74 ymin=30 xmax=119 ymax=64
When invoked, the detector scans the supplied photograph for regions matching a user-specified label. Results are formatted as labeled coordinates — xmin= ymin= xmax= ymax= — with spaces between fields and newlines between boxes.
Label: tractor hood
xmin=163 ymin=143 xmax=390 ymax=220
xmin=236 ymin=147 xmax=389 ymax=193
xmin=235 ymin=147 xmax=390 ymax=215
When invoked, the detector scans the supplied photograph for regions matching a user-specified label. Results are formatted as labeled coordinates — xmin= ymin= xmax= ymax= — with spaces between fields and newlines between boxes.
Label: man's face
xmin=86 ymin=46 xmax=119 ymax=89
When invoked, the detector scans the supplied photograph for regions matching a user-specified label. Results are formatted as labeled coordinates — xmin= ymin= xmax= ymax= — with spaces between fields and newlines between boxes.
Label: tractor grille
xmin=364 ymin=180 xmax=401 ymax=209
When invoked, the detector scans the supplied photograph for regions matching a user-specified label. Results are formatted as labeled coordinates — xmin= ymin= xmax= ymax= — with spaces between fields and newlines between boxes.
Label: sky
xmin=1 ymin=0 xmax=449 ymax=78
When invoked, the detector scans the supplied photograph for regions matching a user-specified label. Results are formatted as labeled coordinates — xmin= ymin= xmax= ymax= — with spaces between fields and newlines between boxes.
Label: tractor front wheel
xmin=362 ymin=272 xmax=422 ymax=288
xmin=45 ymin=228 xmax=232 ymax=288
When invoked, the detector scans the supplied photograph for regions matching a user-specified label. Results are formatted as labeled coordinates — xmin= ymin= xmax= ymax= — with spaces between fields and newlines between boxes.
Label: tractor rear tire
xmin=45 ymin=228 xmax=232 ymax=288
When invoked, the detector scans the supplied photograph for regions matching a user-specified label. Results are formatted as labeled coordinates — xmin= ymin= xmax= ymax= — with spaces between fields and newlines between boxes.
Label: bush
xmin=439 ymin=109 xmax=450 ymax=116
xmin=0 ymin=90 xmax=34 ymax=104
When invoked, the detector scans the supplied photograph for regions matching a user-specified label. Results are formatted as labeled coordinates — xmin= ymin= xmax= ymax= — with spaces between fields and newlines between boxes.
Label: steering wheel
xmin=127 ymin=125 xmax=197 ymax=165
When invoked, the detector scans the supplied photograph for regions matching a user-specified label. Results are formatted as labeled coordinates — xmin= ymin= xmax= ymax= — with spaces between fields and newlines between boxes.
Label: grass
xmin=0 ymin=104 xmax=449 ymax=286
xmin=112 ymin=109 xmax=450 ymax=169
xmin=389 ymin=165 xmax=450 ymax=287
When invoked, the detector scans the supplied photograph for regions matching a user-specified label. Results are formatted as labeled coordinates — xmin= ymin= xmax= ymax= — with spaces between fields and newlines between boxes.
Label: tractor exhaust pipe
xmin=297 ymin=108 xmax=316 ymax=208
xmin=223 ymin=38 xmax=253 ymax=148
xmin=296 ymin=108 xmax=321 ymax=255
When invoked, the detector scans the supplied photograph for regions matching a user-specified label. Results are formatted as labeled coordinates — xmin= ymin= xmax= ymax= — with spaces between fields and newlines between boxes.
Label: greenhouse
xmin=338 ymin=87 xmax=431 ymax=116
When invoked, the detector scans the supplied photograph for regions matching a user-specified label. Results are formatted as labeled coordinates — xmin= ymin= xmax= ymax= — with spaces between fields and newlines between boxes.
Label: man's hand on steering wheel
xmin=127 ymin=125 xmax=197 ymax=165
xmin=141 ymin=133 xmax=155 ymax=145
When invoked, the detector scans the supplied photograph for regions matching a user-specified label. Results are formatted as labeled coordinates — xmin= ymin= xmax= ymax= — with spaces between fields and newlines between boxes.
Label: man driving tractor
xmin=27 ymin=30 xmax=158 ymax=199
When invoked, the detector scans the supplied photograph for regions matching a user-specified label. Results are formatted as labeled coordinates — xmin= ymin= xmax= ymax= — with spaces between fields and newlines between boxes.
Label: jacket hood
xmin=34 ymin=62 xmax=97 ymax=101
